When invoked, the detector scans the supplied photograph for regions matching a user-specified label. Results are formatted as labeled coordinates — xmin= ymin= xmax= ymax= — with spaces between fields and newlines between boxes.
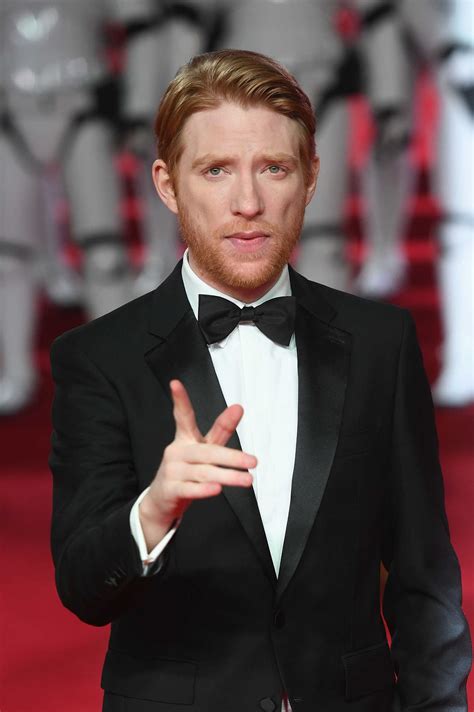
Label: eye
xmin=207 ymin=166 xmax=223 ymax=176
xmin=267 ymin=165 xmax=285 ymax=175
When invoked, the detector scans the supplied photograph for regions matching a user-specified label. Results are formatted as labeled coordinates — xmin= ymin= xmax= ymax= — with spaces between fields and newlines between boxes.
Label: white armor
xmin=356 ymin=0 xmax=474 ymax=405
xmin=0 ymin=0 xmax=152 ymax=413
xmin=430 ymin=0 xmax=474 ymax=405
xmin=355 ymin=0 xmax=412 ymax=298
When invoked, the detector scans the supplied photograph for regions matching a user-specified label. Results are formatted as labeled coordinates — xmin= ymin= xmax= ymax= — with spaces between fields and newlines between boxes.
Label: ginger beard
xmin=175 ymin=195 xmax=306 ymax=292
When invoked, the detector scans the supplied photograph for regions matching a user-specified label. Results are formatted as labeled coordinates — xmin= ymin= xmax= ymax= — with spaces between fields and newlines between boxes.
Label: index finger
xmin=170 ymin=379 xmax=203 ymax=442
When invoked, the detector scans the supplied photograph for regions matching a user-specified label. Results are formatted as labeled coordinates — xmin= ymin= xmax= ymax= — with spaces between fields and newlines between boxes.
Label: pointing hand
xmin=139 ymin=380 xmax=256 ymax=551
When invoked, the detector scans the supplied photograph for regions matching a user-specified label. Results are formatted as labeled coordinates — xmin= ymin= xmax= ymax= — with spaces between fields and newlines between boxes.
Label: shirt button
xmin=273 ymin=610 xmax=285 ymax=629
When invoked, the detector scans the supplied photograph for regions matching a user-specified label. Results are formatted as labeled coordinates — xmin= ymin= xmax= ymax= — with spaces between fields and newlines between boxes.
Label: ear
xmin=305 ymin=156 xmax=320 ymax=206
xmin=152 ymin=159 xmax=178 ymax=215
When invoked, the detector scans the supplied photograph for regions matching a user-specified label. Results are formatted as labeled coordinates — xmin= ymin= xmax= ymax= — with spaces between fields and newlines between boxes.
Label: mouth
xmin=226 ymin=231 xmax=270 ymax=252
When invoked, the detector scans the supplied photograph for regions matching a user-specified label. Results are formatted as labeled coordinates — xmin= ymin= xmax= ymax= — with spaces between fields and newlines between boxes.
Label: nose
xmin=230 ymin=174 xmax=264 ymax=219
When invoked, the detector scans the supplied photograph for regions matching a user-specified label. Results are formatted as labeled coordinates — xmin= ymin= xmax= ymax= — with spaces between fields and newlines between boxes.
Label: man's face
xmin=153 ymin=101 xmax=318 ymax=300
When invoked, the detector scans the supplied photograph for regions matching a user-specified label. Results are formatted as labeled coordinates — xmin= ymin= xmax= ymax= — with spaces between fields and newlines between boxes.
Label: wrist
xmin=139 ymin=493 xmax=175 ymax=551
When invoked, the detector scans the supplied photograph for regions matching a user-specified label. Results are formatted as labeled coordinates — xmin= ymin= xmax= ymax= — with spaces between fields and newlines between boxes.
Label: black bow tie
xmin=198 ymin=294 xmax=296 ymax=346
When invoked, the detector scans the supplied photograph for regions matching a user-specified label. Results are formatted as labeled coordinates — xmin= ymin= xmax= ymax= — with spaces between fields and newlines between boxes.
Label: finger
xmin=170 ymin=379 xmax=203 ymax=442
xmin=173 ymin=463 xmax=253 ymax=488
xmin=175 ymin=480 xmax=223 ymax=500
xmin=205 ymin=403 xmax=244 ymax=446
xmin=178 ymin=442 xmax=257 ymax=470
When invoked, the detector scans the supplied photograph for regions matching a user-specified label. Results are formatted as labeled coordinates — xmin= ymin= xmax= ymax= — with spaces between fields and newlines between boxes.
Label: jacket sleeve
xmin=382 ymin=311 xmax=471 ymax=709
xmin=49 ymin=333 xmax=152 ymax=626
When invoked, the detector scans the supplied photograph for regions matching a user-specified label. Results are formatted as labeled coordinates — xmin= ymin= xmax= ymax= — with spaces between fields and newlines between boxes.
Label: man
xmin=50 ymin=50 xmax=471 ymax=711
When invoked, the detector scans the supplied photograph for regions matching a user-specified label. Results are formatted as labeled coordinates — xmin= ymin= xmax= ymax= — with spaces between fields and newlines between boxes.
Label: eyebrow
xmin=191 ymin=153 xmax=299 ymax=170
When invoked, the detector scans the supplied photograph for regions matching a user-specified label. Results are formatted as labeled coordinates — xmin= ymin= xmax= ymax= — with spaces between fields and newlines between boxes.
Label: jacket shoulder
xmin=295 ymin=270 xmax=410 ymax=333
xmin=50 ymin=290 xmax=155 ymax=363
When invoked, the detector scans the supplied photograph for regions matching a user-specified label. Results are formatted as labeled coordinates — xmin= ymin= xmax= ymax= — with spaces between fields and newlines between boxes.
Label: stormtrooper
xmin=0 ymin=0 xmax=157 ymax=414
xmin=355 ymin=0 xmax=412 ymax=298
xmin=431 ymin=0 xmax=474 ymax=406
xmin=356 ymin=0 xmax=474 ymax=405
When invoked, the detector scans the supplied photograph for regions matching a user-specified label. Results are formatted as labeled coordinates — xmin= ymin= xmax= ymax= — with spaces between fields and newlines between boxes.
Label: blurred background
xmin=1 ymin=0 xmax=473 ymax=709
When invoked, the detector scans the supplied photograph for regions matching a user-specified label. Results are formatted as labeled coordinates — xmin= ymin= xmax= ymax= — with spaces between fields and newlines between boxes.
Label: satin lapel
xmin=276 ymin=297 xmax=352 ymax=601
xmin=145 ymin=270 xmax=276 ymax=587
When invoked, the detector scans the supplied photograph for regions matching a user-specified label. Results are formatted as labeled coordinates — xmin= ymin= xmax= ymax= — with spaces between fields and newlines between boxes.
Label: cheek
xmin=196 ymin=200 xmax=225 ymax=228
xmin=178 ymin=191 xmax=210 ymax=225
xmin=264 ymin=178 xmax=305 ymax=211
xmin=186 ymin=182 xmax=229 ymax=216
xmin=271 ymin=194 xmax=304 ymax=221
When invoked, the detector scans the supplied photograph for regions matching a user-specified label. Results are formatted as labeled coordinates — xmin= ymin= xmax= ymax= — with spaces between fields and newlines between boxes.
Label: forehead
xmin=179 ymin=101 xmax=302 ymax=161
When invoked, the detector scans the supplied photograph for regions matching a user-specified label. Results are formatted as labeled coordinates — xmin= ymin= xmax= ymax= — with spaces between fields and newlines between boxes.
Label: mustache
xmin=216 ymin=221 xmax=276 ymax=237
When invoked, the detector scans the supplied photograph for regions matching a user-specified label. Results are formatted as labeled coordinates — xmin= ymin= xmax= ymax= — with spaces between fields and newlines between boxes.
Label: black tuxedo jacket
xmin=50 ymin=262 xmax=470 ymax=711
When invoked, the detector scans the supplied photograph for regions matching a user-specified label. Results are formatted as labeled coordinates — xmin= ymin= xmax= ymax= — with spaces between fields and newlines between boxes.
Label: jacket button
xmin=259 ymin=698 xmax=276 ymax=712
xmin=273 ymin=610 xmax=285 ymax=629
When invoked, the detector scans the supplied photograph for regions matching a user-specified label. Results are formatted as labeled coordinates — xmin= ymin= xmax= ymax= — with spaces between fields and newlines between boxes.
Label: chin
xmin=218 ymin=261 xmax=281 ymax=290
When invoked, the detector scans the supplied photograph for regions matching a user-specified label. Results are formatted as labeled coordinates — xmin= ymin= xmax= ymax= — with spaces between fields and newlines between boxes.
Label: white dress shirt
xmin=130 ymin=250 xmax=298 ymax=710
